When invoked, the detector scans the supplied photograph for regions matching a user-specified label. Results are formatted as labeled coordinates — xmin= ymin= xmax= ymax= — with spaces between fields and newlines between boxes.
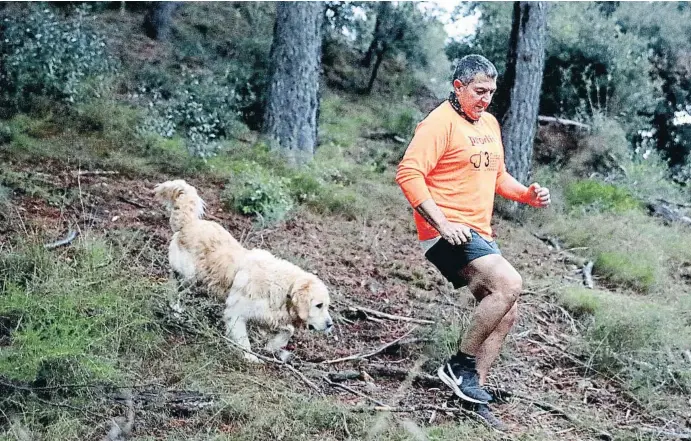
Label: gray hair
xmin=452 ymin=55 xmax=497 ymax=85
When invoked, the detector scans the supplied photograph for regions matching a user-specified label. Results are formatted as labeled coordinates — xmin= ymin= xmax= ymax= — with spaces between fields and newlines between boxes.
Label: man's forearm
xmin=496 ymin=174 xmax=531 ymax=204
xmin=415 ymin=199 xmax=450 ymax=233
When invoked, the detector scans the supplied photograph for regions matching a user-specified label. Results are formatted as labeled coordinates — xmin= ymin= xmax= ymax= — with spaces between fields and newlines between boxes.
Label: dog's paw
xmin=243 ymin=352 xmax=264 ymax=364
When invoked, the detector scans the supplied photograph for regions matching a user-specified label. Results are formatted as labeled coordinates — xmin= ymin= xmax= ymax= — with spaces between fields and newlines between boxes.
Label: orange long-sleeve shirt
xmin=396 ymin=101 xmax=525 ymax=241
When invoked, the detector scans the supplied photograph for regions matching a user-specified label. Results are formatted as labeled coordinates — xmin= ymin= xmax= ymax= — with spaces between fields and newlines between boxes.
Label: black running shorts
xmin=424 ymin=230 xmax=501 ymax=288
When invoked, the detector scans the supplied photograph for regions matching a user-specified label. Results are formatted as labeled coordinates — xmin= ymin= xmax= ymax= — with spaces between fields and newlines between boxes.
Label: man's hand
xmin=526 ymin=183 xmax=550 ymax=208
xmin=439 ymin=221 xmax=473 ymax=245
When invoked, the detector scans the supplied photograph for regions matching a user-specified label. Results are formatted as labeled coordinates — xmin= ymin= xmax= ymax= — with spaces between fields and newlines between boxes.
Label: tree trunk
xmin=501 ymin=2 xmax=548 ymax=187
xmin=361 ymin=3 xmax=390 ymax=68
xmin=143 ymin=2 xmax=179 ymax=41
xmin=263 ymin=2 xmax=324 ymax=163
xmin=365 ymin=42 xmax=387 ymax=94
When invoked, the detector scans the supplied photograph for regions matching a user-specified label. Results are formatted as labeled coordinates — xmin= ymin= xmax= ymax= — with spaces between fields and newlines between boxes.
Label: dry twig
xmin=345 ymin=304 xmax=434 ymax=325
xmin=322 ymin=328 xmax=417 ymax=364
xmin=77 ymin=170 xmax=119 ymax=176
xmin=322 ymin=376 xmax=388 ymax=407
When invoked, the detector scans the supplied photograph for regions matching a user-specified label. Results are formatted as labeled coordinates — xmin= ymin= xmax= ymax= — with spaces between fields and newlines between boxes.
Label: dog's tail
xmin=154 ymin=180 xmax=205 ymax=232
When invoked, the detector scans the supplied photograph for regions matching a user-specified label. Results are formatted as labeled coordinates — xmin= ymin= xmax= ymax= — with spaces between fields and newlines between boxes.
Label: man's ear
xmin=453 ymin=78 xmax=463 ymax=91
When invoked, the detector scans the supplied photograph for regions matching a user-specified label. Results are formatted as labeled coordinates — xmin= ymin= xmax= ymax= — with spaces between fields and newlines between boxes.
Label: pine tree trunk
xmin=263 ymin=2 xmax=324 ymax=163
xmin=365 ymin=43 xmax=387 ymax=94
xmin=361 ymin=2 xmax=390 ymax=68
xmin=143 ymin=2 xmax=179 ymax=41
xmin=501 ymin=2 xmax=548 ymax=186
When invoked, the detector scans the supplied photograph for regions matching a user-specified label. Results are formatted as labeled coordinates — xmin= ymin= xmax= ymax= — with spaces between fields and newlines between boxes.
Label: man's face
xmin=453 ymin=75 xmax=497 ymax=121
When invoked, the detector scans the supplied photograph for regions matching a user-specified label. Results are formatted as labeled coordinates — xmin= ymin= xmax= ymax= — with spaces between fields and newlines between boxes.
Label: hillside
xmin=1 ymin=3 xmax=691 ymax=441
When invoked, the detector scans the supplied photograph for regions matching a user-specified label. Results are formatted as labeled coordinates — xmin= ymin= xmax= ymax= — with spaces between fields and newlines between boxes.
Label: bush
xmin=559 ymin=287 xmax=690 ymax=396
xmin=137 ymin=73 xmax=251 ymax=158
xmin=594 ymin=251 xmax=657 ymax=293
xmin=0 ymin=239 xmax=161 ymax=384
xmin=382 ymin=105 xmax=422 ymax=138
xmin=564 ymin=180 xmax=641 ymax=213
xmin=0 ymin=5 xmax=117 ymax=112
xmin=222 ymin=162 xmax=294 ymax=225
xmin=560 ymin=287 xmax=601 ymax=317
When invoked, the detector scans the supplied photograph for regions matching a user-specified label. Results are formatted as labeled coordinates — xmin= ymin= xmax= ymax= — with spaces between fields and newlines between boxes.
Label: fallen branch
xmin=364 ymin=131 xmax=407 ymax=144
xmin=118 ymin=195 xmax=148 ymax=209
xmin=533 ymin=232 xmax=562 ymax=251
xmin=538 ymin=115 xmax=591 ymax=130
xmin=582 ymin=261 xmax=594 ymax=289
xmin=44 ymin=229 xmax=79 ymax=249
xmin=322 ymin=376 xmax=388 ymax=407
xmin=656 ymin=198 xmax=691 ymax=209
xmin=322 ymin=328 xmax=417 ymax=364
xmin=646 ymin=202 xmax=691 ymax=226
xmin=345 ymin=304 xmax=434 ymax=325
xmin=77 ymin=170 xmax=119 ymax=176
xmin=327 ymin=365 xmax=441 ymax=388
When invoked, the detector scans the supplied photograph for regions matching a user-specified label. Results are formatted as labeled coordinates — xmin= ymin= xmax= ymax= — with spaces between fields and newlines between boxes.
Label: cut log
xmin=582 ymin=261 xmax=594 ymax=289
xmin=538 ymin=115 xmax=591 ymax=130
xmin=646 ymin=202 xmax=691 ymax=226
xmin=364 ymin=131 xmax=407 ymax=144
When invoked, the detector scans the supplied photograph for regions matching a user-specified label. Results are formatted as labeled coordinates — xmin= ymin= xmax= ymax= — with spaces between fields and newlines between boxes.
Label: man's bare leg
xmin=458 ymin=254 xmax=521 ymax=354
xmin=437 ymin=254 xmax=521 ymax=403
xmin=475 ymin=303 xmax=517 ymax=385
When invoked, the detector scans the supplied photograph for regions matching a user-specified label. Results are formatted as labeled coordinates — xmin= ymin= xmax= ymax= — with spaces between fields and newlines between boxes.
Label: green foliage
xmin=528 ymin=167 xmax=691 ymax=295
xmin=0 ymin=5 xmax=117 ymax=112
xmin=564 ymin=180 xmax=640 ymax=213
xmin=595 ymin=252 xmax=657 ymax=293
xmin=0 ymin=239 xmax=162 ymax=384
xmin=559 ymin=287 xmax=690 ymax=397
xmin=545 ymin=3 xmax=658 ymax=128
xmin=170 ymin=2 xmax=274 ymax=128
xmin=614 ymin=2 xmax=691 ymax=167
xmin=137 ymin=73 xmax=251 ymax=158
xmin=222 ymin=161 xmax=294 ymax=225
xmin=560 ymin=288 xmax=601 ymax=317
xmin=382 ymin=105 xmax=423 ymax=138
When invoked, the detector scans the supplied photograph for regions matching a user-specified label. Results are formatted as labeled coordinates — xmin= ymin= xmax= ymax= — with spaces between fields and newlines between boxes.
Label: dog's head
xmin=288 ymin=275 xmax=333 ymax=332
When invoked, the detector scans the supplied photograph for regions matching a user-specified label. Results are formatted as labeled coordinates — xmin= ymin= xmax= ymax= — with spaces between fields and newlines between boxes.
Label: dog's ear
xmin=289 ymin=278 xmax=313 ymax=322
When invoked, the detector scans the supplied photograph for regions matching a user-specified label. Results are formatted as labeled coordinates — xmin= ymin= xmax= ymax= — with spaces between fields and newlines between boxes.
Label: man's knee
xmin=498 ymin=272 xmax=522 ymax=304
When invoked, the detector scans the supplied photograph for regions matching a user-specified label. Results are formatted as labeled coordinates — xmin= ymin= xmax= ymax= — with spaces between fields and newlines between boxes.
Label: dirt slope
xmin=2 ymin=158 xmax=688 ymax=441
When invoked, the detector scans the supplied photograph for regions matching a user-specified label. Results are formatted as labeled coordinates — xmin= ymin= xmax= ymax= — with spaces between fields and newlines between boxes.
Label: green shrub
xmin=565 ymin=180 xmax=641 ymax=213
xmin=222 ymin=162 xmax=294 ymax=225
xmin=289 ymin=171 xmax=325 ymax=204
xmin=560 ymin=287 xmax=601 ymax=317
xmin=0 ymin=5 xmax=117 ymax=111
xmin=305 ymin=185 xmax=367 ymax=220
xmin=588 ymin=296 xmax=666 ymax=358
xmin=559 ymin=287 xmax=690 ymax=396
xmin=0 ymin=239 xmax=161 ymax=384
xmin=594 ymin=251 xmax=657 ymax=293
xmin=382 ymin=105 xmax=422 ymax=138
xmin=138 ymin=73 xmax=251 ymax=158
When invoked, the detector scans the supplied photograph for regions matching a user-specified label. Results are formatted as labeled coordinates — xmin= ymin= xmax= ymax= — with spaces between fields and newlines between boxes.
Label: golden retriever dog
xmin=154 ymin=179 xmax=333 ymax=362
